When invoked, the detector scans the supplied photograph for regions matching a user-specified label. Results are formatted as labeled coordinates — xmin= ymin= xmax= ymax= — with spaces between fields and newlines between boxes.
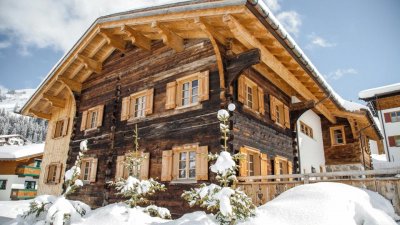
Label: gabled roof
xmin=19 ymin=0 xmax=381 ymax=140
xmin=359 ymin=82 xmax=400 ymax=100
xmin=0 ymin=143 xmax=44 ymax=161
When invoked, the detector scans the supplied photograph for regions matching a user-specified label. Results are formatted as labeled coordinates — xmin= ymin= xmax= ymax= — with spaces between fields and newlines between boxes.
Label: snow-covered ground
xmin=0 ymin=200 xmax=30 ymax=224
xmin=372 ymin=154 xmax=400 ymax=169
xmin=1 ymin=182 xmax=398 ymax=225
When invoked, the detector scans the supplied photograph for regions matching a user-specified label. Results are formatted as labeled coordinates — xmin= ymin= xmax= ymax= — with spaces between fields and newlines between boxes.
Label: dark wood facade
xmin=65 ymin=39 xmax=293 ymax=216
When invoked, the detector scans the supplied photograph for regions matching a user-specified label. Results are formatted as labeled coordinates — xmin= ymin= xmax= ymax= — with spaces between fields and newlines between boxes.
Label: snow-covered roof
xmin=0 ymin=143 xmax=44 ymax=160
xmin=359 ymin=83 xmax=400 ymax=99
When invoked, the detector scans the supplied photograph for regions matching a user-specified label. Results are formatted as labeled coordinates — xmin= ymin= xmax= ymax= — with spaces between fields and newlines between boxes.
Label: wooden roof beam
xmin=42 ymin=93 xmax=65 ymax=108
xmin=152 ymin=22 xmax=184 ymax=52
xmin=224 ymin=14 xmax=336 ymax=123
xmin=98 ymin=28 xmax=126 ymax=51
xmin=58 ymin=76 xmax=82 ymax=93
xmin=194 ymin=17 xmax=226 ymax=45
xmin=76 ymin=54 xmax=102 ymax=74
xmin=29 ymin=109 xmax=52 ymax=120
xmin=121 ymin=25 xmax=152 ymax=51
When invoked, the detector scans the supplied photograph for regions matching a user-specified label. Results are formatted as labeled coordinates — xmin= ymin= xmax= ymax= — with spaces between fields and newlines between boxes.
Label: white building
xmin=0 ymin=144 xmax=44 ymax=200
xmin=359 ymin=83 xmax=400 ymax=162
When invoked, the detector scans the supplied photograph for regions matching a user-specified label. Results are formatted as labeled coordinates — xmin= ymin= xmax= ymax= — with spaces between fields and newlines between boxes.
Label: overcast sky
xmin=0 ymin=0 xmax=399 ymax=103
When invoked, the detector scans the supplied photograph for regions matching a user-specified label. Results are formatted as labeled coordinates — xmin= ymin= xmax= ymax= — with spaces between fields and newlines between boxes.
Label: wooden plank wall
xmin=38 ymin=93 xmax=76 ymax=196
xmin=238 ymin=179 xmax=400 ymax=214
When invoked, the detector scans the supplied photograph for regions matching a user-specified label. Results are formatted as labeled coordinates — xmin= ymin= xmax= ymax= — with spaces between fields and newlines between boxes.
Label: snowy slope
xmin=0 ymin=88 xmax=36 ymax=113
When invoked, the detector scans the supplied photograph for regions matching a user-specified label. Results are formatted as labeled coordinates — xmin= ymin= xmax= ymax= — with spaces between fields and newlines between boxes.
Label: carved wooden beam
xmin=98 ymin=28 xmax=126 ymax=51
xmin=121 ymin=25 xmax=151 ymax=51
xmin=152 ymin=22 xmax=184 ymax=52
xmin=58 ymin=76 xmax=82 ymax=93
xmin=224 ymin=14 xmax=336 ymax=124
xmin=76 ymin=54 xmax=102 ymax=74
xmin=29 ymin=109 xmax=52 ymax=120
xmin=289 ymin=100 xmax=316 ymax=128
xmin=225 ymin=48 xmax=260 ymax=88
xmin=42 ymin=93 xmax=66 ymax=108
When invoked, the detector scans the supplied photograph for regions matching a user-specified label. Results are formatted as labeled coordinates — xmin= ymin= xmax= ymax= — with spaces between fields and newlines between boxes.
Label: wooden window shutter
xmin=121 ymin=96 xmax=130 ymax=121
xmin=238 ymin=76 xmax=245 ymax=103
xmin=161 ymin=150 xmax=173 ymax=181
xmin=260 ymin=153 xmax=268 ymax=176
xmin=274 ymin=158 xmax=280 ymax=175
xmin=90 ymin=158 xmax=98 ymax=183
xmin=172 ymin=150 xmax=180 ymax=180
xmin=198 ymin=71 xmax=209 ymax=102
xmin=258 ymin=87 xmax=265 ymax=115
xmin=44 ymin=165 xmax=50 ymax=183
xmin=80 ymin=111 xmax=88 ymax=131
xmin=165 ymin=81 xmax=177 ymax=109
xmin=388 ymin=136 xmax=396 ymax=147
xmin=270 ymin=96 xmax=276 ymax=122
xmin=252 ymin=85 xmax=259 ymax=112
xmin=145 ymin=89 xmax=154 ymax=115
xmin=140 ymin=153 xmax=150 ymax=180
xmin=196 ymin=146 xmax=208 ymax=180
xmin=284 ymin=105 xmax=290 ymax=128
xmin=62 ymin=118 xmax=69 ymax=136
xmin=55 ymin=163 xmax=63 ymax=184
xmin=96 ymin=105 xmax=104 ymax=127
xmin=239 ymin=147 xmax=248 ymax=177
xmin=115 ymin=156 xmax=125 ymax=179
xmin=384 ymin=113 xmax=392 ymax=123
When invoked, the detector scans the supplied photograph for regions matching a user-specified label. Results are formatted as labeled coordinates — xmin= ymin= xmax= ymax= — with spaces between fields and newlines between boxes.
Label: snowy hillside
xmin=0 ymin=88 xmax=35 ymax=112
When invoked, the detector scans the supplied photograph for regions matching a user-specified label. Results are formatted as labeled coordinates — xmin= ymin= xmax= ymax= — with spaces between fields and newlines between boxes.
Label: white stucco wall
xmin=296 ymin=110 xmax=326 ymax=173
xmin=378 ymin=106 xmax=400 ymax=162
xmin=369 ymin=140 xmax=379 ymax=155
xmin=0 ymin=175 xmax=38 ymax=200
xmin=292 ymin=96 xmax=325 ymax=173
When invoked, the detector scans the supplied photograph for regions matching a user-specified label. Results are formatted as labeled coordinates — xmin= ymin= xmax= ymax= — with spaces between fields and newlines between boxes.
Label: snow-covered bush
xmin=182 ymin=109 xmax=256 ymax=224
xmin=108 ymin=124 xmax=170 ymax=219
xmin=18 ymin=140 xmax=90 ymax=225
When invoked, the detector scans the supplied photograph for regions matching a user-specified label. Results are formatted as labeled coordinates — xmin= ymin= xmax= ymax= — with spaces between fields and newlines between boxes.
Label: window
xmin=121 ymin=89 xmax=154 ymax=121
xmin=274 ymin=156 xmax=293 ymax=181
xmin=165 ymin=71 xmax=209 ymax=110
xmin=181 ymin=80 xmax=199 ymax=106
xmin=239 ymin=146 xmax=268 ymax=177
xmin=80 ymin=158 xmax=98 ymax=183
xmin=238 ymin=75 xmax=265 ymax=115
xmin=53 ymin=118 xmax=69 ymax=138
xmin=34 ymin=159 xmax=42 ymax=168
xmin=0 ymin=180 xmax=6 ymax=190
xmin=178 ymin=151 xmax=196 ymax=179
xmin=25 ymin=181 xmax=36 ymax=190
xmin=300 ymin=121 xmax=313 ymax=138
xmin=330 ymin=126 xmax=346 ymax=146
xmin=80 ymin=105 xmax=104 ymax=131
xmin=115 ymin=152 xmax=150 ymax=180
xmin=161 ymin=144 xmax=208 ymax=182
xmin=388 ymin=135 xmax=400 ymax=147
xmin=391 ymin=111 xmax=400 ymax=123
xmin=270 ymin=95 xmax=290 ymax=128
xmin=45 ymin=163 xmax=61 ymax=184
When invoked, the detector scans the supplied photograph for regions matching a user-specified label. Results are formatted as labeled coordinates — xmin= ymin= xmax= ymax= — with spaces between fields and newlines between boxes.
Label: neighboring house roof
xmin=19 ymin=0 xmax=381 ymax=140
xmin=359 ymin=83 xmax=400 ymax=100
xmin=0 ymin=143 xmax=44 ymax=161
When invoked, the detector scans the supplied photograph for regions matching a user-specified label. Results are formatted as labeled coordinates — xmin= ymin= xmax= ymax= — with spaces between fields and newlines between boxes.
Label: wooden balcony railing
xmin=10 ymin=189 xmax=37 ymax=200
xmin=16 ymin=166 xmax=40 ymax=177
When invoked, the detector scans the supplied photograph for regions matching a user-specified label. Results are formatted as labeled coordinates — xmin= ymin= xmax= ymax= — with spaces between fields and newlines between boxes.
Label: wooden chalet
xmin=20 ymin=0 xmax=381 ymax=216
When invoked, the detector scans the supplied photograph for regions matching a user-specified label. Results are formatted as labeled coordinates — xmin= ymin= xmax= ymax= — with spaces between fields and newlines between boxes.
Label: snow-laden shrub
xmin=110 ymin=176 xmax=166 ymax=207
xmin=143 ymin=205 xmax=172 ymax=219
xmin=18 ymin=140 xmax=90 ymax=225
xmin=182 ymin=109 xmax=256 ymax=225
xmin=18 ymin=195 xmax=91 ymax=225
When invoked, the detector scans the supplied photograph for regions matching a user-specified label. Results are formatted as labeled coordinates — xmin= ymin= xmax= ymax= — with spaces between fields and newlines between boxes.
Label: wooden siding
xmin=37 ymin=93 xmax=76 ymax=196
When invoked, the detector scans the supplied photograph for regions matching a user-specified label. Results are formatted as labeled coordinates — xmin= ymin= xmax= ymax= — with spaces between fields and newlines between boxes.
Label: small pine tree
xmin=182 ymin=109 xmax=256 ymax=225
xmin=108 ymin=124 xmax=170 ymax=219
